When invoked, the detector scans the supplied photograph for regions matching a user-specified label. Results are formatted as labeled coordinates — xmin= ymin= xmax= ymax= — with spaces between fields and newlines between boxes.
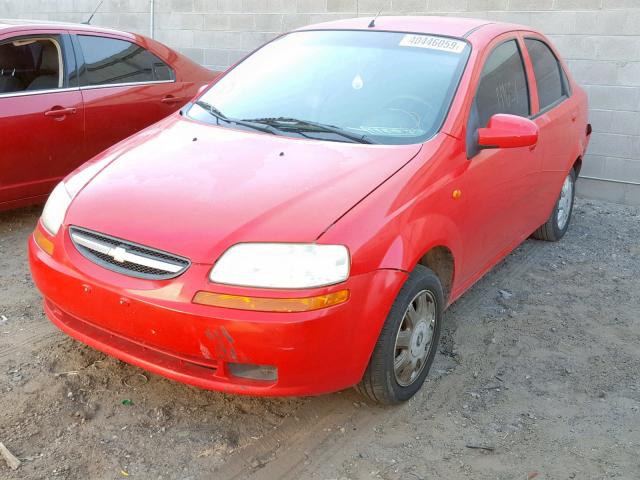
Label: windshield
xmin=189 ymin=30 xmax=471 ymax=145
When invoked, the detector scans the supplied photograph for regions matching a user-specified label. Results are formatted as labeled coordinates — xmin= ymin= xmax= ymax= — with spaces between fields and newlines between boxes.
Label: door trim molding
xmin=79 ymin=79 xmax=175 ymax=91
xmin=0 ymin=87 xmax=79 ymax=99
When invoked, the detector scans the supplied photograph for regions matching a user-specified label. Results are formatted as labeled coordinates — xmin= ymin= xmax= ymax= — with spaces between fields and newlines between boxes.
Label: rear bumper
xmin=29 ymin=226 xmax=406 ymax=396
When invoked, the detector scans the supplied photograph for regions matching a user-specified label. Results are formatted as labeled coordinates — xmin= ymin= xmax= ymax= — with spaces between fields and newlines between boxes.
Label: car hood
xmin=66 ymin=115 xmax=422 ymax=263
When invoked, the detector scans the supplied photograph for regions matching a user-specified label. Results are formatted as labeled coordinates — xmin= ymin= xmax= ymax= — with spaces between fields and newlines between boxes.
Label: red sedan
xmin=29 ymin=17 xmax=591 ymax=404
xmin=0 ymin=19 xmax=216 ymax=211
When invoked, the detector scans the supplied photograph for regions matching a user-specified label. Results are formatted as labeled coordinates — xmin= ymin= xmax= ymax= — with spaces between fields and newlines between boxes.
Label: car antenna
xmin=368 ymin=8 xmax=382 ymax=28
xmin=83 ymin=0 xmax=103 ymax=25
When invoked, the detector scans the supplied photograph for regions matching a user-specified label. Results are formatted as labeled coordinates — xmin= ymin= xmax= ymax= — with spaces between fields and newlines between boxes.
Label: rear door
xmin=521 ymin=35 xmax=576 ymax=219
xmin=72 ymin=33 xmax=186 ymax=160
xmin=0 ymin=31 xmax=84 ymax=208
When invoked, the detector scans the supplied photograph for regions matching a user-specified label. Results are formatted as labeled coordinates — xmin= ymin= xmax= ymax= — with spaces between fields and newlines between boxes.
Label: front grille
xmin=70 ymin=226 xmax=190 ymax=280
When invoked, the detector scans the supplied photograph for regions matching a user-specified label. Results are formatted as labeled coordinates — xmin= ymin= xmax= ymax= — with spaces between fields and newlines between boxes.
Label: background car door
xmin=457 ymin=37 xmax=540 ymax=283
xmin=0 ymin=31 xmax=84 ymax=208
xmin=72 ymin=33 xmax=186 ymax=160
xmin=523 ymin=37 xmax=577 ymax=218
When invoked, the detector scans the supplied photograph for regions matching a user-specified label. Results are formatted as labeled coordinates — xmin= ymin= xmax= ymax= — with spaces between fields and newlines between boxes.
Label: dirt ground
xmin=1 ymin=197 xmax=639 ymax=480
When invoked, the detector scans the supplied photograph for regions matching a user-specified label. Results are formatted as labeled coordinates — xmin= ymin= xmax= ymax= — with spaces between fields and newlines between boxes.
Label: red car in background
xmin=0 ymin=19 xmax=216 ymax=211
xmin=30 ymin=17 xmax=591 ymax=404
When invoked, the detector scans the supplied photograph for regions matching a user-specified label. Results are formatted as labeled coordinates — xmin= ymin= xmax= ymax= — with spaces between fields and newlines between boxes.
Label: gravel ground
xmin=0 ymin=197 xmax=639 ymax=479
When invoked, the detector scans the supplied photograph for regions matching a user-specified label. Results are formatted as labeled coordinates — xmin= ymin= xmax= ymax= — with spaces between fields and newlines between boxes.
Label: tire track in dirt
xmin=0 ymin=320 xmax=59 ymax=361
xmin=214 ymin=240 xmax=547 ymax=479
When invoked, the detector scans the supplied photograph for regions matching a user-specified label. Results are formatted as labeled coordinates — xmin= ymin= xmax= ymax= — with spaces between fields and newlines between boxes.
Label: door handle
xmin=161 ymin=95 xmax=183 ymax=105
xmin=44 ymin=107 xmax=77 ymax=117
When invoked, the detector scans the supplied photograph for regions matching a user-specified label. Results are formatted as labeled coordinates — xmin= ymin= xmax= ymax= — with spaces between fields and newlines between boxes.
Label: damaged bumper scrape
xmin=29 ymin=226 xmax=407 ymax=396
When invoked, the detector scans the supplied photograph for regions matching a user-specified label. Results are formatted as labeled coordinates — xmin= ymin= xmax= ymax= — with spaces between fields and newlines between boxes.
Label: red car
xmin=0 ymin=19 xmax=216 ymax=211
xmin=29 ymin=17 xmax=591 ymax=404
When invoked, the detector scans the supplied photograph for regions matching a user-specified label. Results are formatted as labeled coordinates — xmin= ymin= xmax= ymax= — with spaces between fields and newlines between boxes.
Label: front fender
xmin=376 ymin=212 xmax=463 ymax=274
xmin=320 ymin=135 xmax=466 ymax=295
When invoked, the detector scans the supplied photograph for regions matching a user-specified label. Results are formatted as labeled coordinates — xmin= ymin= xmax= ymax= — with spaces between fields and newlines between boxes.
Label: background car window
xmin=475 ymin=40 xmax=530 ymax=128
xmin=78 ymin=35 xmax=174 ymax=87
xmin=525 ymin=38 xmax=567 ymax=110
xmin=0 ymin=37 xmax=64 ymax=94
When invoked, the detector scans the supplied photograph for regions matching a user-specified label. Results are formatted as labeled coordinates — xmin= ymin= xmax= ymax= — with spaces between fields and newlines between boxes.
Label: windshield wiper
xmin=194 ymin=101 xmax=276 ymax=135
xmin=242 ymin=117 xmax=375 ymax=144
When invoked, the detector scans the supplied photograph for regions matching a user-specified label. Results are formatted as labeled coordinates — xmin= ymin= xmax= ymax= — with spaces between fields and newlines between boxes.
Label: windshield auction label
xmin=399 ymin=34 xmax=466 ymax=54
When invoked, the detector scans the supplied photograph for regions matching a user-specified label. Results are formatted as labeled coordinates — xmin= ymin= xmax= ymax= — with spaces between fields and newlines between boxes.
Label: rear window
xmin=525 ymin=38 xmax=568 ymax=110
xmin=77 ymin=35 xmax=174 ymax=87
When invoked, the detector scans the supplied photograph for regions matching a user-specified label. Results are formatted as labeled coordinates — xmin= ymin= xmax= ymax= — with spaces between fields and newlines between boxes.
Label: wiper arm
xmin=194 ymin=100 xmax=227 ymax=121
xmin=243 ymin=117 xmax=375 ymax=144
xmin=193 ymin=101 xmax=276 ymax=135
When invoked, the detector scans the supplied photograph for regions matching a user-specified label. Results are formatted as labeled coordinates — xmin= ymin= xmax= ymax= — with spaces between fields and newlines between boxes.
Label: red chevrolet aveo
xmin=0 ymin=20 xmax=216 ymax=211
xmin=29 ymin=17 xmax=590 ymax=404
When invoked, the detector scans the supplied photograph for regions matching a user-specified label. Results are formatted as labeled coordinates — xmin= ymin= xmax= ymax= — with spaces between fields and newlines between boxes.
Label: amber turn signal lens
xmin=192 ymin=289 xmax=350 ymax=312
xmin=34 ymin=227 xmax=55 ymax=256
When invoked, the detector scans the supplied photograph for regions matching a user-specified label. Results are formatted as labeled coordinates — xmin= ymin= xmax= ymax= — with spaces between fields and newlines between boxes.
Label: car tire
xmin=355 ymin=265 xmax=443 ymax=405
xmin=532 ymin=168 xmax=576 ymax=242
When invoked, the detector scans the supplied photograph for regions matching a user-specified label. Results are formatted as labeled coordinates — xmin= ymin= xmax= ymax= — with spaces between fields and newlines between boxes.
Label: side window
xmin=466 ymin=39 xmax=530 ymax=157
xmin=0 ymin=36 xmax=65 ymax=94
xmin=475 ymin=40 xmax=530 ymax=127
xmin=525 ymin=38 xmax=567 ymax=111
xmin=77 ymin=35 xmax=174 ymax=87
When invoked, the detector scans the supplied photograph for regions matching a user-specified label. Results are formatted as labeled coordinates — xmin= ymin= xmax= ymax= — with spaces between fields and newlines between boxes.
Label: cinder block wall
xmin=1 ymin=0 xmax=639 ymax=204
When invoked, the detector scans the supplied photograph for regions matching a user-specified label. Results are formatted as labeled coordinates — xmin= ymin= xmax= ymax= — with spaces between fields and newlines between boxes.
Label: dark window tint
xmin=78 ymin=35 xmax=173 ymax=86
xmin=475 ymin=40 xmax=529 ymax=128
xmin=525 ymin=38 xmax=566 ymax=110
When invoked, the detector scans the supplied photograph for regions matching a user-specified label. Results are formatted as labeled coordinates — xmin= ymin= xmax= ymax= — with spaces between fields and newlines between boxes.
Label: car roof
xmin=297 ymin=16 xmax=529 ymax=40
xmin=0 ymin=18 xmax=137 ymax=40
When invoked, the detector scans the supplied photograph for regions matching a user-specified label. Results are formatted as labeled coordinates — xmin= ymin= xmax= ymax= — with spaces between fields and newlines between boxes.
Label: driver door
xmin=457 ymin=36 xmax=540 ymax=283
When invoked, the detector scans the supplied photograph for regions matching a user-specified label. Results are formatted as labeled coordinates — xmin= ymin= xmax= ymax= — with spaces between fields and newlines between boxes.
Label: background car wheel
xmin=355 ymin=265 xmax=443 ymax=405
xmin=532 ymin=168 xmax=576 ymax=242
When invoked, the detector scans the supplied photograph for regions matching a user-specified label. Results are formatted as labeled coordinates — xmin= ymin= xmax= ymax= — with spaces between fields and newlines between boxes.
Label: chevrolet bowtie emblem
xmin=110 ymin=246 xmax=127 ymax=263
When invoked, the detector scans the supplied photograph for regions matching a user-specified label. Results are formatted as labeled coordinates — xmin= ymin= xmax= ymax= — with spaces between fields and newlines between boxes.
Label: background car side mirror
xmin=477 ymin=114 xmax=538 ymax=149
xmin=197 ymin=84 xmax=209 ymax=96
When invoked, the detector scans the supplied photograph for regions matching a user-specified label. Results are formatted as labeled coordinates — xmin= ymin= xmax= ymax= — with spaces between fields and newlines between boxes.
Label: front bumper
xmin=29 ymin=225 xmax=406 ymax=396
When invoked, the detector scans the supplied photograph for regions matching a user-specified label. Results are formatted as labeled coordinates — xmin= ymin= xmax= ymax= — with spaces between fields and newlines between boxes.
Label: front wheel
xmin=532 ymin=168 xmax=576 ymax=242
xmin=355 ymin=265 xmax=443 ymax=404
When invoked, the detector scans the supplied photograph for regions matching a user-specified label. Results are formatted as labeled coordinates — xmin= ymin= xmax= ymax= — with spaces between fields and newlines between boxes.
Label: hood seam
xmin=314 ymin=143 xmax=424 ymax=242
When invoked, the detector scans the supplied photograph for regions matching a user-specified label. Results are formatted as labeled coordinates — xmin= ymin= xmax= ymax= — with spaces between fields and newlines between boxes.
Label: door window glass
xmin=77 ymin=35 xmax=174 ymax=86
xmin=0 ymin=36 xmax=64 ymax=94
xmin=525 ymin=38 xmax=567 ymax=110
xmin=475 ymin=40 xmax=530 ymax=128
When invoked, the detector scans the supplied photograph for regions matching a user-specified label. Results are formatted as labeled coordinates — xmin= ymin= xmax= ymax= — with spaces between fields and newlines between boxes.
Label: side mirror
xmin=477 ymin=114 xmax=538 ymax=149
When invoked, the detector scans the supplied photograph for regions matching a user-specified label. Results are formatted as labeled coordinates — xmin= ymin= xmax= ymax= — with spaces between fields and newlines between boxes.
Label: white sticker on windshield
xmin=399 ymin=34 xmax=466 ymax=54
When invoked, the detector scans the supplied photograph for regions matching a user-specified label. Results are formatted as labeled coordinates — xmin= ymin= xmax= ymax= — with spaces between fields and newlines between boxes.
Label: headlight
xmin=210 ymin=243 xmax=350 ymax=289
xmin=41 ymin=182 xmax=72 ymax=236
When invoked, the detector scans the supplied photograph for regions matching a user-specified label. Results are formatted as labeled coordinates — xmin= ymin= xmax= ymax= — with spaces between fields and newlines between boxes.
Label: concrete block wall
xmin=1 ymin=0 xmax=639 ymax=204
